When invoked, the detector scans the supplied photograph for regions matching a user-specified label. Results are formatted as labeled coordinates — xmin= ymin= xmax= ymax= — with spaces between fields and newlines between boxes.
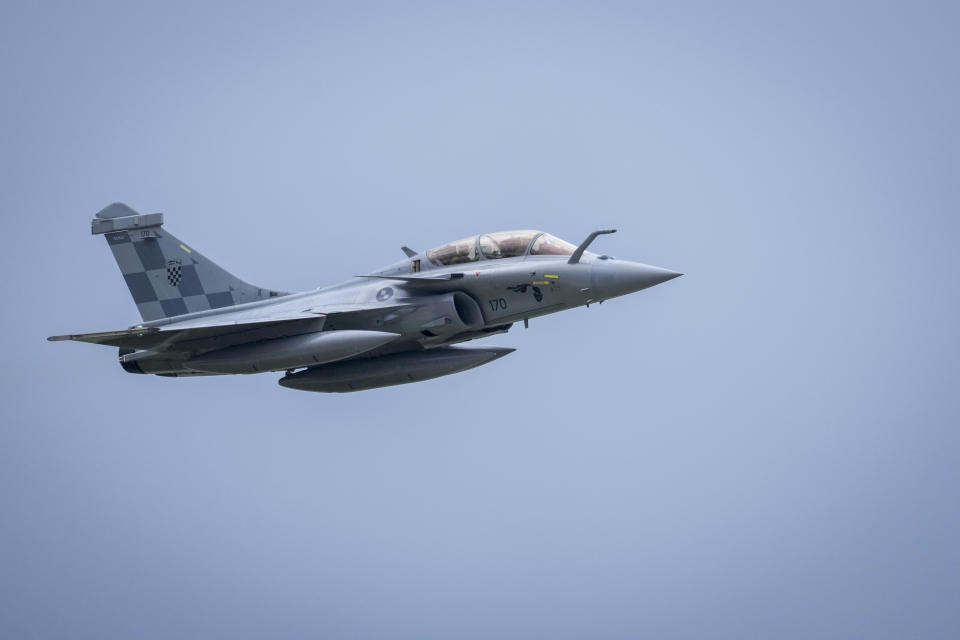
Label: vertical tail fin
xmin=92 ymin=203 xmax=288 ymax=321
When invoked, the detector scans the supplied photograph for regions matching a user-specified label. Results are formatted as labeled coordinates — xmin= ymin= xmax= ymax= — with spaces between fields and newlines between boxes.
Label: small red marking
xmin=475 ymin=272 xmax=480 ymax=277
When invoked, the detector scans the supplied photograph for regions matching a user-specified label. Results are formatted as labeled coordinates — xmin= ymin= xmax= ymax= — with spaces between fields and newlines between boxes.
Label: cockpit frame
xmin=425 ymin=231 xmax=578 ymax=267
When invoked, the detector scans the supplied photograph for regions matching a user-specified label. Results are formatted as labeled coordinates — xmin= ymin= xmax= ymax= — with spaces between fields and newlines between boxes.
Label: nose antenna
xmin=568 ymin=229 xmax=617 ymax=264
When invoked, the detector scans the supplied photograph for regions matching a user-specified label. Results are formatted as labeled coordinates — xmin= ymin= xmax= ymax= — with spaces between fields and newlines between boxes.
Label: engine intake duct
xmin=415 ymin=292 xmax=484 ymax=338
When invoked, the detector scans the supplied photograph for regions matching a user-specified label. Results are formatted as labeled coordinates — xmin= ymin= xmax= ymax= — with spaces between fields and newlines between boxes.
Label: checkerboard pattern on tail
xmin=93 ymin=202 xmax=288 ymax=321
xmin=166 ymin=260 xmax=183 ymax=287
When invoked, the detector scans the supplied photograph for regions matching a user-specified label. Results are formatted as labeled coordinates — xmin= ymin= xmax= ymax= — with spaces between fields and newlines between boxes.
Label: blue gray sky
xmin=2 ymin=1 xmax=958 ymax=638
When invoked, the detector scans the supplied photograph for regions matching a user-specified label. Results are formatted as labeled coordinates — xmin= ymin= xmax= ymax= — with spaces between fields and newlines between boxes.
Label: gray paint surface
xmin=2 ymin=2 xmax=959 ymax=639
xmin=52 ymin=207 xmax=679 ymax=385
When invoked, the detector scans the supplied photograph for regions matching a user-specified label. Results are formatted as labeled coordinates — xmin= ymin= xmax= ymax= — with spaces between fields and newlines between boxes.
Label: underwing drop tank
xmin=278 ymin=346 xmax=515 ymax=392
xmin=185 ymin=330 xmax=400 ymax=374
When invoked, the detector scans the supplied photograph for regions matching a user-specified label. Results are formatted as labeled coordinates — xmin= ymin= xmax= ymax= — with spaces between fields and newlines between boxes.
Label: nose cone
xmin=592 ymin=260 xmax=682 ymax=299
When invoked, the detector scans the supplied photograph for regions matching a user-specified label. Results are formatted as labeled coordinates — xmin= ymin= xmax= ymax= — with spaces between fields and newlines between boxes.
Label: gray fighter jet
xmin=49 ymin=203 xmax=681 ymax=392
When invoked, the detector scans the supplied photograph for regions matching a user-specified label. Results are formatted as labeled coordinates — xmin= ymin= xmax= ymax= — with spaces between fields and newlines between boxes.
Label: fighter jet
xmin=49 ymin=203 xmax=681 ymax=392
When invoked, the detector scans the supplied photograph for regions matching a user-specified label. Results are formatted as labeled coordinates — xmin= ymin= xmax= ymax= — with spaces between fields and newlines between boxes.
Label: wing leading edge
xmin=47 ymin=302 xmax=413 ymax=353
xmin=47 ymin=316 xmax=327 ymax=351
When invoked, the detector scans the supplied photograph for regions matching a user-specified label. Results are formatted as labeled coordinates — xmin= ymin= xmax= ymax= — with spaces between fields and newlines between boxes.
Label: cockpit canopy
xmin=426 ymin=231 xmax=578 ymax=266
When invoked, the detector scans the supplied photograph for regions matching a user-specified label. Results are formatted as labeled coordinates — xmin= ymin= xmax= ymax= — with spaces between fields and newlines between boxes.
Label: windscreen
xmin=478 ymin=231 xmax=539 ymax=259
xmin=530 ymin=233 xmax=577 ymax=256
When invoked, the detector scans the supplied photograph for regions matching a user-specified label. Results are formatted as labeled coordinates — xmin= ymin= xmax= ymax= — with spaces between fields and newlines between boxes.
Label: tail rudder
xmin=92 ymin=202 xmax=288 ymax=321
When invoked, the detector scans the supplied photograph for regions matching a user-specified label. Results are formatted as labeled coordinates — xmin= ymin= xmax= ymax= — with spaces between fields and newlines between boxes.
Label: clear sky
xmin=2 ymin=1 xmax=958 ymax=638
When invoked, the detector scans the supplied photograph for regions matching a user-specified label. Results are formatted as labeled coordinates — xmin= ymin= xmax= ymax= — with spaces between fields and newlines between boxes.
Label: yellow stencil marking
xmin=533 ymin=281 xmax=551 ymax=285
xmin=180 ymin=243 xmax=192 ymax=254
xmin=544 ymin=274 xmax=559 ymax=279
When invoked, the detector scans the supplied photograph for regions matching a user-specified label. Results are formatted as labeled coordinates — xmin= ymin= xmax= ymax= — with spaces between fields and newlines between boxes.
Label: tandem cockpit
xmin=371 ymin=229 xmax=620 ymax=276
xmin=425 ymin=231 xmax=578 ymax=266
